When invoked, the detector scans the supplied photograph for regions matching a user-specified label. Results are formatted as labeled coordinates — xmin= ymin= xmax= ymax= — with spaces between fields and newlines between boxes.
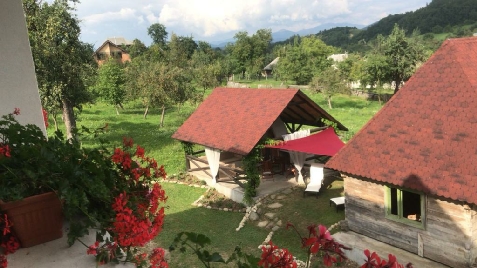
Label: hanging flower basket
xmin=0 ymin=192 xmax=63 ymax=248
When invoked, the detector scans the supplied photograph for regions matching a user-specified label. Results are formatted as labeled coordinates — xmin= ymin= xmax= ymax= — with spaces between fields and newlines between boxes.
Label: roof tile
xmin=172 ymin=87 xmax=345 ymax=155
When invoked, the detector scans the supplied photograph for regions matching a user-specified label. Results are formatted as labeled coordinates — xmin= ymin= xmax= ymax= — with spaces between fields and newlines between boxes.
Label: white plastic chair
xmin=303 ymin=163 xmax=324 ymax=197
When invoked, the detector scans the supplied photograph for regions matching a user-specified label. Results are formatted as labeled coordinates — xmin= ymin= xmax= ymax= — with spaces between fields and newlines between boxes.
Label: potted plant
xmin=0 ymin=109 xmax=171 ymax=267
xmin=0 ymin=109 xmax=63 ymax=248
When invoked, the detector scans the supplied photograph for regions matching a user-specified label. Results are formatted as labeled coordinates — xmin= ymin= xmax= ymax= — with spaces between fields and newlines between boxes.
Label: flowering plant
xmin=0 ymin=109 xmax=58 ymax=202
xmin=80 ymin=137 xmax=169 ymax=267
xmin=0 ymin=212 xmax=20 ymax=268
xmin=259 ymin=224 xmax=350 ymax=268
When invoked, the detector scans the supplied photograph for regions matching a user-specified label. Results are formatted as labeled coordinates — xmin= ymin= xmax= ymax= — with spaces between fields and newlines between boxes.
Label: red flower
xmin=87 ymin=241 xmax=100 ymax=255
xmin=42 ymin=108 xmax=48 ymax=128
xmin=135 ymin=145 xmax=145 ymax=158
xmin=149 ymin=248 xmax=168 ymax=268
xmin=13 ymin=108 xmax=20 ymax=115
xmin=0 ymin=144 xmax=10 ymax=158
xmin=112 ymin=148 xmax=124 ymax=164
xmin=122 ymin=137 xmax=134 ymax=148
xmin=258 ymin=242 xmax=297 ymax=268
xmin=0 ymin=254 xmax=7 ymax=268
xmin=1 ymin=236 xmax=20 ymax=255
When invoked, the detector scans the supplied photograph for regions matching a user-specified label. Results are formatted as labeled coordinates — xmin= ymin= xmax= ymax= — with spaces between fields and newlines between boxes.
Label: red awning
xmin=267 ymin=128 xmax=345 ymax=156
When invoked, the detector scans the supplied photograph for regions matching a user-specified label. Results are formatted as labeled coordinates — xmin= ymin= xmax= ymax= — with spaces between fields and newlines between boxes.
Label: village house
xmin=326 ymin=37 xmax=477 ymax=267
xmin=93 ymin=39 xmax=131 ymax=65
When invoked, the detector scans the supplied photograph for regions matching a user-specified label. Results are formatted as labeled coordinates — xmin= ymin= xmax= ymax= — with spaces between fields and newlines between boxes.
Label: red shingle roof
xmin=326 ymin=37 xmax=477 ymax=205
xmin=172 ymin=87 xmax=346 ymax=155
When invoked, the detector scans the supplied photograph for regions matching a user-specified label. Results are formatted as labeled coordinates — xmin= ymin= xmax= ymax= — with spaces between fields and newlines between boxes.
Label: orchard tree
xmin=24 ymin=0 xmax=96 ymax=139
xmin=309 ymin=67 xmax=347 ymax=109
xmin=95 ymin=59 xmax=126 ymax=115
xmin=127 ymin=60 xmax=195 ymax=127
xmin=168 ymin=34 xmax=197 ymax=67
xmin=381 ymin=24 xmax=426 ymax=93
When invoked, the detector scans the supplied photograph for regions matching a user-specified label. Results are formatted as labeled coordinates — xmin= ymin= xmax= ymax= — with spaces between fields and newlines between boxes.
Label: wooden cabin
xmin=326 ymin=37 xmax=477 ymax=268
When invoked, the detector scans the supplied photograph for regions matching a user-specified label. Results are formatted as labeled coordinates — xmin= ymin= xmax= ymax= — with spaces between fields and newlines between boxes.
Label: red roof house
xmin=326 ymin=37 xmax=477 ymax=267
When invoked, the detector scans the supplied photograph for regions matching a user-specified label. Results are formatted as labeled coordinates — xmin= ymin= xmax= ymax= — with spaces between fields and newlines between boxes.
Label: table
xmin=329 ymin=196 xmax=345 ymax=212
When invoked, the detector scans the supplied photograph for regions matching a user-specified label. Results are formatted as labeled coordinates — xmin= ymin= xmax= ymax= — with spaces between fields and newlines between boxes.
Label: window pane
xmin=390 ymin=188 xmax=398 ymax=215
xmin=402 ymin=191 xmax=421 ymax=222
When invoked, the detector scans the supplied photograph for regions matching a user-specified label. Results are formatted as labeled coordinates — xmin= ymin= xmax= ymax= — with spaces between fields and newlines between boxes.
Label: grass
xmin=152 ymin=181 xmax=346 ymax=267
xmin=270 ymin=181 xmax=345 ymax=261
xmin=155 ymin=183 xmax=270 ymax=267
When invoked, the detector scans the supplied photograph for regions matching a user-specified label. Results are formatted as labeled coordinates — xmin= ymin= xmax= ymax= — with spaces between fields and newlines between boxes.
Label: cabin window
xmin=385 ymin=186 xmax=425 ymax=228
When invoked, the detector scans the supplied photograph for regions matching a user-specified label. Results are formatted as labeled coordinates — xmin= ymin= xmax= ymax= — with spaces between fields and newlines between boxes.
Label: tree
xmin=147 ymin=23 xmax=168 ymax=47
xmin=95 ymin=59 xmax=126 ymax=115
xmin=381 ymin=24 xmax=426 ymax=93
xmin=309 ymin=67 xmax=348 ymax=109
xmin=231 ymin=31 xmax=252 ymax=78
xmin=127 ymin=60 xmax=195 ymax=126
xmin=24 ymin=0 xmax=97 ymax=139
xmin=128 ymin=39 xmax=147 ymax=58
xmin=229 ymin=29 xmax=272 ymax=79
xmin=168 ymin=34 xmax=197 ymax=67
xmin=276 ymin=36 xmax=334 ymax=85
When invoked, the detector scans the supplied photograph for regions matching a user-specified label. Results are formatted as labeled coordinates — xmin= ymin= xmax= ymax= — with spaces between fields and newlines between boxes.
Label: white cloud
xmin=156 ymin=0 xmax=350 ymax=37
xmin=74 ymin=0 xmax=429 ymax=46
xmin=82 ymin=7 xmax=137 ymax=25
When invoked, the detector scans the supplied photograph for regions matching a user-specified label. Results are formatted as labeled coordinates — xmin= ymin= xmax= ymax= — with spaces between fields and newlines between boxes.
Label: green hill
xmin=315 ymin=0 xmax=477 ymax=52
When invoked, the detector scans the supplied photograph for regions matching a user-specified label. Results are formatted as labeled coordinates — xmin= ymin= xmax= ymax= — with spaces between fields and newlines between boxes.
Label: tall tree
xmin=147 ymin=23 xmax=168 ymax=47
xmin=24 ymin=0 xmax=96 ymax=139
xmin=276 ymin=36 xmax=334 ymax=84
xmin=380 ymin=24 xmax=426 ymax=93
xmin=95 ymin=59 xmax=126 ymax=115
xmin=231 ymin=31 xmax=252 ymax=78
xmin=168 ymin=34 xmax=197 ymax=67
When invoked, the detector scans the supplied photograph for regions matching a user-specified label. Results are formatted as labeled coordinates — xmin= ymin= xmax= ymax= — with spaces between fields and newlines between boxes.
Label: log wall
xmin=344 ymin=176 xmax=477 ymax=268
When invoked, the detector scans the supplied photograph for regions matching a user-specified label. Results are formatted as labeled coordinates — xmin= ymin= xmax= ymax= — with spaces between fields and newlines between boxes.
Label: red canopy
xmin=267 ymin=128 xmax=345 ymax=156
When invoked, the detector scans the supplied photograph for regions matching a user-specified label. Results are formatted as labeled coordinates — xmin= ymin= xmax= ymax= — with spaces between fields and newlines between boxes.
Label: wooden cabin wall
xmin=344 ymin=176 xmax=476 ymax=268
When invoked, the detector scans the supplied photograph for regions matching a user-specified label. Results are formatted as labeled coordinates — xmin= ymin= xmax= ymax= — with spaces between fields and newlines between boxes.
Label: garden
xmin=0 ymin=90 xmax=400 ymax=267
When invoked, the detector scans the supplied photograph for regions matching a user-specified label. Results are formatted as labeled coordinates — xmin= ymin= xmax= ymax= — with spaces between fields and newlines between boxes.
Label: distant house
xmin=262 ymin=57 xmax=279 ymax=77
xmin=106 ymin=36 xmax=133 ymax=46
xmin=328 ymin=53 xmax=348 ymax=63
xmin=326 ymin=37 xmax=477 ymax=267
xmin=93 ymin=40 xmax=131 ymax=65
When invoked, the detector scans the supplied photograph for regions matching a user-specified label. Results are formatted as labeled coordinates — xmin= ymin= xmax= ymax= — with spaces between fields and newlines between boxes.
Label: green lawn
xmin=153 ymin=181 xmax=346 ymax=267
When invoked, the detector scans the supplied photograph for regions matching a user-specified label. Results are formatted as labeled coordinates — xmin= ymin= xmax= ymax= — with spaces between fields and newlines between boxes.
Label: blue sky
xmin=73 ymin=0 xmax=430 ymax=47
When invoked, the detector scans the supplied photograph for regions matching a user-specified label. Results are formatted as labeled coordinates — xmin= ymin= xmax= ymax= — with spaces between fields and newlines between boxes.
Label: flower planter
xmin=0 ymin=192 xmax=63 ymax=247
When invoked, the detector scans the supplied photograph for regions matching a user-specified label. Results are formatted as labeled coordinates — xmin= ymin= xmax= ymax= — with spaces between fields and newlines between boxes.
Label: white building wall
xmin=0 ymin=0 xmax=46 ymax=136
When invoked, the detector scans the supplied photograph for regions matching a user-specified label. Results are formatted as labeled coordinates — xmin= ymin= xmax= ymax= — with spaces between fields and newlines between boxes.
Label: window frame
xmin=384 ymin=186 xmax=426 ymax=229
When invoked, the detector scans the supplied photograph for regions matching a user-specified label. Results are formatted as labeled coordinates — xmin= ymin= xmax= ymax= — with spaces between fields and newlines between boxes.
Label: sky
xmin=73 ymin=0 xmax=430 ymax=48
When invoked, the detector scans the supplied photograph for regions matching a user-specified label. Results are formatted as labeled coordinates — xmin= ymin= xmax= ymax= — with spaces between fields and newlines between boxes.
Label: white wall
xmin=0 ymin=0 xmax=46 ymax=136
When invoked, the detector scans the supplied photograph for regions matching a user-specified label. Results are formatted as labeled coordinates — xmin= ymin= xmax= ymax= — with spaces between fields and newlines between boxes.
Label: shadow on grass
xmin=154 ymin=183 xmax=268 ymax=267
